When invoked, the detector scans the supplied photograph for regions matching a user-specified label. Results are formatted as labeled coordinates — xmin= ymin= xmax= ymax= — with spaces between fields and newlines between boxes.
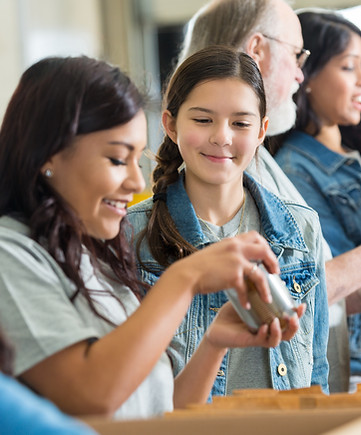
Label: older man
xmin=178 ymin=0 xmax=360 ymax=393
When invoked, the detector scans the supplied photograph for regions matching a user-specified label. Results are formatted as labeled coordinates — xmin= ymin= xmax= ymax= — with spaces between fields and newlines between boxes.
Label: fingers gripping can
xmin=225 ymin=264 xmax=297 ymax=331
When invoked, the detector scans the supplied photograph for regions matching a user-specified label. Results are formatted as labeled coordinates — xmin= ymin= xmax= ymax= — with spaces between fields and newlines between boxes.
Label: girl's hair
xmin=137 ymin=45 xmax=266 ymax=270
xmin=295 ymin=11 xmax=361 ymax=136
xmin=0 ymin=56 xmax=146 ymax=322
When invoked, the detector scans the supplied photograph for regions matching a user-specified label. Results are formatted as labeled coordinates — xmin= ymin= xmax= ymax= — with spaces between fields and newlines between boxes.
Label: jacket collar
xmin=166 ymin=172 xmax=308 ymax=252
xmin=285 ymin=130 xmax=359 ymax=175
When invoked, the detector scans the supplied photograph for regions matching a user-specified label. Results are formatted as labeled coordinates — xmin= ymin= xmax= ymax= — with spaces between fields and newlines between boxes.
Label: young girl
xmin=128 ymin=45 xmax=329 ymax=395
xmin=274 ymin=10 xmax=361 ymax=390
xmin=0 ymin=55 xmax=288 ymax=420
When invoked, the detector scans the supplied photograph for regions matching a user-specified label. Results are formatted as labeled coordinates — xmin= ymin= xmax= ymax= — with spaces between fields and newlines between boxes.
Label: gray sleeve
xmin=247 ymin=146 xmax=308 ymax=205
xmin=0 ymin=235 xmax=99 ymax=375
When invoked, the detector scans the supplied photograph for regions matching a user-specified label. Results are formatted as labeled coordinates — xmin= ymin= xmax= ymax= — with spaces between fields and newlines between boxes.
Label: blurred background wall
xmin=0 ymin=0 xmax=360 ymax=188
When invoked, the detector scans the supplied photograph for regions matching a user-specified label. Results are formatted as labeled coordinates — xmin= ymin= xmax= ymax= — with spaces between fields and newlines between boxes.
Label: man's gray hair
xmin=178 ymin=0 xmax=281 ymax=65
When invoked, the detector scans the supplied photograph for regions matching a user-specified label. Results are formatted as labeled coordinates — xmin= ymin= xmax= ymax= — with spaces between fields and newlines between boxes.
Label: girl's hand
xmin=278 ymin=303 xmax=306 ymax=341
xmin=175 ymin=230 xmax=279 ymax=308
xmin=205 ymin=302 xmax=282 ymax=349
xmin=205 ymin=301 xmax=306 ymax=350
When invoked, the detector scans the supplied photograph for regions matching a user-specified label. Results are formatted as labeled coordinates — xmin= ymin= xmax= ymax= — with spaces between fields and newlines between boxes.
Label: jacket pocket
xmin=280 ymin=263 xmax=319 ymax=337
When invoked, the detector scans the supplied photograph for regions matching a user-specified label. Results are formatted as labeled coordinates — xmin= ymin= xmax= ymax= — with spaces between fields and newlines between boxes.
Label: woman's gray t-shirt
xmin=0 ymin=215 xmax=174 ymax=419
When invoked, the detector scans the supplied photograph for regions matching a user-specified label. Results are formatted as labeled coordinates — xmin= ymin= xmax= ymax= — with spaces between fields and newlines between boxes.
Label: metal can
xmin=225 ymin=264 xmax=297 ymax=331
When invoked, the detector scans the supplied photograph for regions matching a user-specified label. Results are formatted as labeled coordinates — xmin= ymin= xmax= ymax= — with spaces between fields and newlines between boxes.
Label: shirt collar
xmin=0 ymin=215 xmax=30 ymax=236
xmin=286 ymin=130 xmax=358 ymax=175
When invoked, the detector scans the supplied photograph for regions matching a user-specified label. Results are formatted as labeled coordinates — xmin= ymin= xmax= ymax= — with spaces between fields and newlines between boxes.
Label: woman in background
xmin=274 ymin=10 xmax=361 ymax=390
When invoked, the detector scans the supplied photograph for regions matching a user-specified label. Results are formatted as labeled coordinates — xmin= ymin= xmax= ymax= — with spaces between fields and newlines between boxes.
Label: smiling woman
xmin=274 ymin=10 xmax=361 ymax=392
xmin=44 ymin=115 xmax=146 ymax=240
xmin=0 ymin=55 xmax=299 ymax=419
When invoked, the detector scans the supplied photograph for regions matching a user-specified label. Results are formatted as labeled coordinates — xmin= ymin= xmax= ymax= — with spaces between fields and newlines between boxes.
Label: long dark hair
xmin=340 ymin=122 xmax=361 ymax=152
xmin=0 ymin=56 xmax=146 ymax=322
xmin=137 ymin=45 xmax=266 ymax=270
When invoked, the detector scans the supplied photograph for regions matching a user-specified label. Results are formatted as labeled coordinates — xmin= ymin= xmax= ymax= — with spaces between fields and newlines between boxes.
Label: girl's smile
xmin=200 ymin=153 xmax=235 ymax=163
xmin=163 ymin=78 xmax=268 ymax=190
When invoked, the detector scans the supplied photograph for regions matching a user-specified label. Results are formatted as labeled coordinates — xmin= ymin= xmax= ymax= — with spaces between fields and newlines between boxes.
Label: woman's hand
xmin=174 ymin=230 xmax=279 ymax=309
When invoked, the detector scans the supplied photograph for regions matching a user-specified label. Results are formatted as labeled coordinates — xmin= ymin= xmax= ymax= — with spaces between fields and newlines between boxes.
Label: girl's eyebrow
xmin=188 ymin=106 xmax=257 ymax=117
xmin=188 ymin=107 xmax=213 ymax=113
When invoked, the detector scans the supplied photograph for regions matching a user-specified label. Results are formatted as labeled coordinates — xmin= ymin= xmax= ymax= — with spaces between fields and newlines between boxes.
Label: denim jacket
xmin=275 ymin=130 xmax=361 ymax=375
xmin=128 ymin=173 xmax=329 ymax=394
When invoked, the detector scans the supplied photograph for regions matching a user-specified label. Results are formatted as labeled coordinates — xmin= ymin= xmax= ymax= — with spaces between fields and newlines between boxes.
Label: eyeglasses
xmin=262 ymin=34 xmax=311 ymax=69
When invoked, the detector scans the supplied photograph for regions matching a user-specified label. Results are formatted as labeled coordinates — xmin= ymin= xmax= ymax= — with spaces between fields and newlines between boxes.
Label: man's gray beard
xmin=266 ymin=94 xmax=298 ymax=136
xmin=263 ymin=53 xmax=299 ymax=136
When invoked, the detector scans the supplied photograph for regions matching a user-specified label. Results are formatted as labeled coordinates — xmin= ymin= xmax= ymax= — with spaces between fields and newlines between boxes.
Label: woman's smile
xmin=102 ymin=198 xmax=129 ymax=217
xmin=45 ymin=111 xmax=147 ymax=239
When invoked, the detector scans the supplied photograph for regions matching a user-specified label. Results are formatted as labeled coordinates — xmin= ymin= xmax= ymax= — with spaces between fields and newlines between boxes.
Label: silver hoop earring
xmin=44 ymin=168 xmax=53 ymax=178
